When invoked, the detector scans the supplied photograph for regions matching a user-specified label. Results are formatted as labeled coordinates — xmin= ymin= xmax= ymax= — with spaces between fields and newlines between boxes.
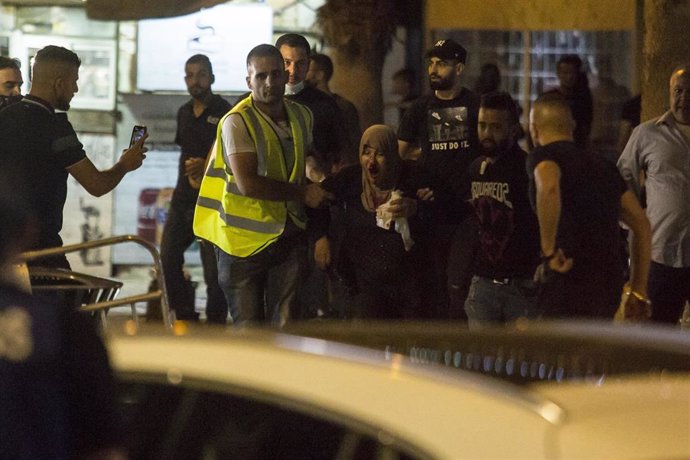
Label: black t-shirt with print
xmin=468 ymin=144 xmax=540 ymax=279
xmin=398 ymin=88 xmax=480 ymax=222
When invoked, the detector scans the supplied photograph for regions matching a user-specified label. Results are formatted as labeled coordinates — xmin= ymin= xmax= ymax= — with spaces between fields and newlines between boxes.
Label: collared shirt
xmin=618 ymin=110 xmax=690 ymax=267
xmin=172 ymin=94 xmax=232 ymax=208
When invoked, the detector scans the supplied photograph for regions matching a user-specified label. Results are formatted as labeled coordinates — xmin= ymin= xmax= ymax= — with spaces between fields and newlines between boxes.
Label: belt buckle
xmin=491 ymin=278 xmax=510 ymax=285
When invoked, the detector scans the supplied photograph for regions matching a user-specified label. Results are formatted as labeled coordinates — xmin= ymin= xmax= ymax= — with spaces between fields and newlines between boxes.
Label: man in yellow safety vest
xmin=194 ymin=44 xmax=332 ymax=326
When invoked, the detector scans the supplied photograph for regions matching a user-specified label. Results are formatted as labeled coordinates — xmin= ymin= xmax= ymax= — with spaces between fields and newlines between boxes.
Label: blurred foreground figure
xmin=0 ymin=187 xmax=126 ymax=460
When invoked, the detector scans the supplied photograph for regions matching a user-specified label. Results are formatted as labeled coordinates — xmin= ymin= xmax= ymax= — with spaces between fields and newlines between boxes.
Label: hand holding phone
xmin=129 ymin=125 xmax=147 ymax=148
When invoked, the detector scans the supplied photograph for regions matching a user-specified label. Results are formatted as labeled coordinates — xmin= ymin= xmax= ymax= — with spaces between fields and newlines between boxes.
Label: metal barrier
xmin=21 ymin=235 xmax=173 ymax=330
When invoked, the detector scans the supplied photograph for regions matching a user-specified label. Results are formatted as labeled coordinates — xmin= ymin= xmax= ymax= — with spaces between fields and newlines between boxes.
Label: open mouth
xmin=367 ymin=164 xmax=379 ymax=180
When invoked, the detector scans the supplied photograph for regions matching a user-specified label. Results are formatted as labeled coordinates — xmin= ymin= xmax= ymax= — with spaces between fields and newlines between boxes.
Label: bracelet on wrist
xmin=626 ymin=289 xmax=651 ymax=304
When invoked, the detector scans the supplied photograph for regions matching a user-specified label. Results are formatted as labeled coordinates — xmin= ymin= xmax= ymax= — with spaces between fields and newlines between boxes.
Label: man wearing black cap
xmin=398 ymin=38 xmax=480 ymax=319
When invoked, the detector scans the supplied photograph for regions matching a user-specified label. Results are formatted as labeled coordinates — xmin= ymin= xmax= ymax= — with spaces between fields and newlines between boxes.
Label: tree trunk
xmin=316 ymin=0 xmax=397 ymax=131
xmin=642 ymin=0 xmax=690 ymax=122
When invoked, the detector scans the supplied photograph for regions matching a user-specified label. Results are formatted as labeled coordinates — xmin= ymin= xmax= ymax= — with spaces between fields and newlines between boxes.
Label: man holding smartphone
xmin=159 ymin=54 xmax=232 ymax=323
xmin=0 ymin=45 xmax=147 ymax=269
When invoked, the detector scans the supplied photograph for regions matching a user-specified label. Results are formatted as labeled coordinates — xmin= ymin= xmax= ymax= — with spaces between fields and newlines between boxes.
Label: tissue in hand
xmin=375 ymin=190 xmax=414 ymax=251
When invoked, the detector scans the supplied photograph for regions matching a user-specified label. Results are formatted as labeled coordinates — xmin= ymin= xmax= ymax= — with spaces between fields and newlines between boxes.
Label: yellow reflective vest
xmin=193 ymin=96 xmax=312 ymax=257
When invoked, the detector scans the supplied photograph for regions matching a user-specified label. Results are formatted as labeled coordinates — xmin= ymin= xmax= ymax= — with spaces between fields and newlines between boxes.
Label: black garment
xmin=542 ymin=88 xmax=593 ymax=149
xmin=332 ymin=93 xmax=361 ymax=166
xmin=287 ymin=86 xmax=345 ymax=171
xmin=172 ymin=94 xmax=232 ymax=209
xmin=397 ymin=93 xmax=418 ymax=124
xmin=0 ymin=95 xmax=22 ymax=112
xmin=621 ymin=94 xmax=642 ymax=128
xmin=468 ymin=144 xmax=540 ymax=279
xmin=162 ymin=94 xmax=232 ymax=321
xmin=398 ymin=88 xmax=480 ymax=223
xmin=527 ymin=141 xmax=628 ymax=317
xmin=398 ymin=88 xmax=480 ymax=319
xmin=647 ymin=262 xmax=690 ymax=324
xmin=0 ymin=96 xmax=86 ymax=265
xmin=0 ymin=283 xmax=122 ymax=459
xmin=320 ymin=163 xmax=435 ymax=318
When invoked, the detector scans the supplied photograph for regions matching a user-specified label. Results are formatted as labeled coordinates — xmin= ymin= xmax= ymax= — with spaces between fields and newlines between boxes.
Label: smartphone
xmin=129 ymin=125 xmax=147 ymax=148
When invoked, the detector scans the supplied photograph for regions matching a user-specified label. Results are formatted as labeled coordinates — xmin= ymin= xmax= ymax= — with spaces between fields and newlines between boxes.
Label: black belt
xmin=491 ymin=277 xmax=511 ymax=285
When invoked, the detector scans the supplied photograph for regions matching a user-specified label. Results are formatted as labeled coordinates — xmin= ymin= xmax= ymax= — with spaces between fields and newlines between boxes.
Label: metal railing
xmin=21 ymin=235 xmax=173 ymax=330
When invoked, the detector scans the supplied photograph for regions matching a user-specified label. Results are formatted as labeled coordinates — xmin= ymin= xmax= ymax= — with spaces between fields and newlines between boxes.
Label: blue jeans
xmin=160 ymin=204 xmax=228 ymax=323
xmin=464 ymin=275 xmax=540 ymax=326
xmin=215 ymin=231 xmax=307 ymax=327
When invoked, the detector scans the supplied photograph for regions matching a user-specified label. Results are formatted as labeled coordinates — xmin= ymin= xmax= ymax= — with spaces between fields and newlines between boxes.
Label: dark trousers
xmin=538 ymin=266 xmax=622 ymax=319
xmin=419 ymin=218 xmax=477 ymax=320
xmin=215 ymin=231 xmax=307 ymax=327
xmin=648 ymin=262 xmax=690 ymax=324
xmin=160 ymin=204 xmax=228 ymax=323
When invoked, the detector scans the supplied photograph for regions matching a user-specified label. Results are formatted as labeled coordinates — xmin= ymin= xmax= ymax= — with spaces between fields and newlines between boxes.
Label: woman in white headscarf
xmin=316 ymin=125 xmax=438 ymax=319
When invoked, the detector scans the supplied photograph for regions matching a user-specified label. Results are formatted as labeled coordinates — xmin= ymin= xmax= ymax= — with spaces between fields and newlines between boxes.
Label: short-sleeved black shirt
xmin=527 ymin=141 xmax=627 ymax=274
xmin=398 ymin=88 xmax=480 ymax=222
xmin=172 ymin=94 xmax=232 ymax=208
xmin=0 ymin=96 xmax=86 ymax=249
xmin=468 ymin=144 xmax=540 ymax=279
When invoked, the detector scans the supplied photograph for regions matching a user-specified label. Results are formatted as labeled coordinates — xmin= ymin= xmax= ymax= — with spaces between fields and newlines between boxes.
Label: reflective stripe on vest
xmin=193 ymin=96 xmax=312 ymax=257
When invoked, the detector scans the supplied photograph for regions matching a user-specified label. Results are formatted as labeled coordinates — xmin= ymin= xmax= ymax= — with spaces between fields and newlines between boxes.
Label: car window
xmin=118 ymin=380 xmax=420 ymax=460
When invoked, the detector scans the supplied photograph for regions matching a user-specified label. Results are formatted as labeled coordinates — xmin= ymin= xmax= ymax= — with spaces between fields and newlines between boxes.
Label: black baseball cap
xmin=425 ymin=39 xmax=467 ymax=64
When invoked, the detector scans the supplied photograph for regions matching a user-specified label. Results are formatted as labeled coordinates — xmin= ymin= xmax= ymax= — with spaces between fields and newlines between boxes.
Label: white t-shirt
xmin=221 ymin=106 xmax=312 ymax=175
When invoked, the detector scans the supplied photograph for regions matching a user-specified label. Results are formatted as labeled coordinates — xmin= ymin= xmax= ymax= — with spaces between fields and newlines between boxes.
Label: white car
xmin=108 ymin=321 xmax=690 ymax=459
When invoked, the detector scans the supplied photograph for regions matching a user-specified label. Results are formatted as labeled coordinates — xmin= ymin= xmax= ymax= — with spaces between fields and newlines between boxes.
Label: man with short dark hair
xmin=391 ymin=67 xmax=418 ymax=124
xmin=160 ymin=54 xmax=232 ymax=323
xmin=398 ymin=38 xmax=480 ymax=319
xmin=542 ymin=54 xmax=593 ymax=149
xmin=0 ymin=56 xmax=22 ymax=97
xmin=464 ymin=92 xmax=540 ymax=325
xmin=0 ymin=56 xmax=23 ymax=111
xmin=618 ymin=65 xmax=690 ymax=324
xmin=275 ymin=33 xmax=345 ymax=181
xmin=275 ymin=34 xmax=346 ymax=319
xmin=193 ymin=44 xmax=332 ymax=327
xmin=528 ymin=93 xmax=651 ymax=319
xmin=0 ymin=45 xmax=148 ymax=269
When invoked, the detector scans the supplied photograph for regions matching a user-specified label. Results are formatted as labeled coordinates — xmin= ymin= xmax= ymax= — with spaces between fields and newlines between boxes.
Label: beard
xmin=480 ymin=139 xmax=510 ymax=158
xmin=429 ymin=74 xmax=454 ymax=91
xmin=188 ymin=85 xmax=210 ymax=99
